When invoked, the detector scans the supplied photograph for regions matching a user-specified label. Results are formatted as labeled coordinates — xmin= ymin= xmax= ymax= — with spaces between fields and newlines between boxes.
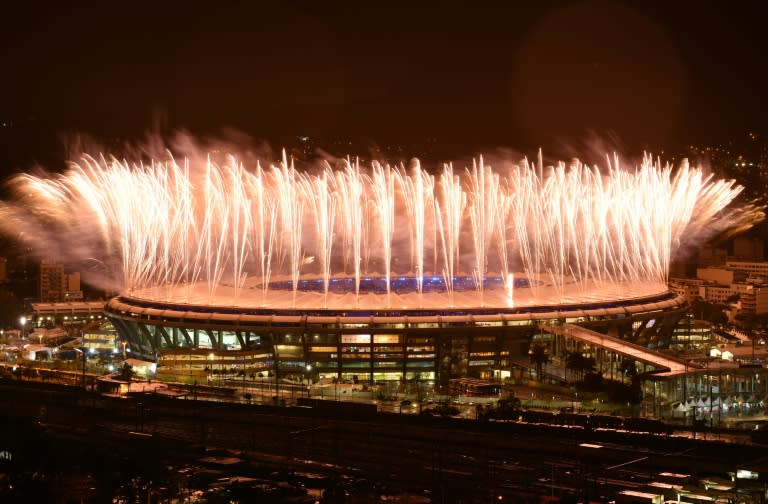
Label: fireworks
xmin=0 ymin=148 xmax=762 ymax=309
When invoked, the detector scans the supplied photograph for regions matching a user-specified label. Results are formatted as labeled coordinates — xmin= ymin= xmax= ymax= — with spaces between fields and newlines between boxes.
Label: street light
xmin=19 ymin=316 xmax=27 ymax=340
xmin=305 ymin=364 xmax=312 ymax=398
xmin=75 ymin=347 xmax=87 ymax=389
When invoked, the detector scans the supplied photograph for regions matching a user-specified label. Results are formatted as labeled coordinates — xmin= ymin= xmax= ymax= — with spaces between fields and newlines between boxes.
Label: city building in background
xmin=671 ymin=259 xmax=768 ymax=316
xmin=31 ymin=301 xmax=107 ymax=332
xmin=39 ymin=261 xmax=82 ymax=303
xmin=670 ymin=316 xmax=719 ymax=350
xmin=0 ymin=256 xmax=7 ymax=283
xmin=81 ymin=324 xmax=118 ymax=355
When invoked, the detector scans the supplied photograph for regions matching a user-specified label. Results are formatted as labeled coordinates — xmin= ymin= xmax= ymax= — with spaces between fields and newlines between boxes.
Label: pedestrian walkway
xmin=543 ymin=324 xmax=690 ymax=376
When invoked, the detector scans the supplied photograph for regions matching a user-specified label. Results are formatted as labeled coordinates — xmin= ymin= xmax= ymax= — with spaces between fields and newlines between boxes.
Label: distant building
xmin=726 ymin=260 xmax=768 ymax=282
xmin=31 ymin=301 xmax=106 ymax=330
xmin=63 ymin=290 xmax=84 ymax=300
xmin=733 ymin=236 xmax=764 ymax=261
xmin=39 ymin=262 xmax=64 ymax=301
xmin=674 ymin=260 xmax=768 ymax=315
xmin=82 ymin=324 xmax=118 ymax=354
xmin=696 ymin=267 xmax=745 ymax=285
xmin=668 ymin=260 xmax=690 ymax=279
xmin=39 ymin=261 xmax=82 ymax=302
xmin=669 ymin=278 xmax=704 ymax=304
xmin=696 ymin=244 xmax=728 ymax=267
xmin=732 ymin=283 xmax=768 ymax=315
xmin=698 ymin=284 xmax=734 ymax=305
xmin=671 ymin=317 xmax=714 ymax=350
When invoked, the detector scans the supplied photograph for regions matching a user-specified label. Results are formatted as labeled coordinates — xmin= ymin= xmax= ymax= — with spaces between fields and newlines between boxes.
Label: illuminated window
xmin=341 ymin=334 xmax=370 ymax=344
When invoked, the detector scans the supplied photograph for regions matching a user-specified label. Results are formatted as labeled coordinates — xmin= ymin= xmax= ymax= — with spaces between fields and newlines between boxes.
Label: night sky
xmin=0 ymin=0 xmax=766 ymax=170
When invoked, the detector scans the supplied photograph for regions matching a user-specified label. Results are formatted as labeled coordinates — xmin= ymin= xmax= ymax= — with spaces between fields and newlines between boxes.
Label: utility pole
xmin=81 ymin=347 xmax=87 ymax=389
xmin=274 ymin=341 xmax=280 ymax=404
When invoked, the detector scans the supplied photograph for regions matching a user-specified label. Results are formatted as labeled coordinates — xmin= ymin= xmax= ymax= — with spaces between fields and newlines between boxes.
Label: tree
xmin=565 ymin=351 xmax=595 ymax=383
xmin=119 ymin=363 xmax=134 ymax=382
xmin=736 ymin=311 xmax=759 ymax=331
xmin=737 ymin=312 xmax=761 ymax=361
xmin=497 ymin=397 xmax=521 ymax=415
xmin=581 ymin=370 xmax=603 ymax=391
xmin=528 ymin=342 xmax=549 ymax=381
xmin=620 ymin=358 xmax=637 ymax=383
xmin=709 ymin=309 xmax=728 ymax=326
xmin=580 ymin=355 xmax=596 ymax=383
xmin=691 ymin=298 xmax=728 ymax=324
xmin=600 ymin=378 xmax=641 ymax=405
xmin=480 ymin=397 xmax=522 ymax=422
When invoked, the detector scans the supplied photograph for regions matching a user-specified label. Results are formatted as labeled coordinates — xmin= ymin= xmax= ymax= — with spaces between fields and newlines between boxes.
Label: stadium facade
xmin=104 ymin=289 xmax=688 ymax=388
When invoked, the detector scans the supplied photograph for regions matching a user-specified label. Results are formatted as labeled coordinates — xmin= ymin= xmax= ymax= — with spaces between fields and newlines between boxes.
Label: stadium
xmin=104 ymin=282 xmax=688 ymax=389
xmin=2 ymin=149 xmax=760 ymax=396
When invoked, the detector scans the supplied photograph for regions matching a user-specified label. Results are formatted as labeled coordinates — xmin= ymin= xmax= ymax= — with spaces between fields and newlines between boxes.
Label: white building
xmin=697 ymin=267 xmax=744 ymax=285
xmin=669 ymin=278 xmax=705 ymax=304
xmin=698 ymin=284 xmax=734 ymax=305
xmin=672 ymin=264 xmax=768 ymax=315
xmin=732 ymin=283 xmax=768 ymax=314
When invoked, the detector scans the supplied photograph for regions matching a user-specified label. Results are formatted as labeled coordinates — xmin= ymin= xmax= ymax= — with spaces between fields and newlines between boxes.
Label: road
xmin=0 ymin=379 xmax=763 ymax=502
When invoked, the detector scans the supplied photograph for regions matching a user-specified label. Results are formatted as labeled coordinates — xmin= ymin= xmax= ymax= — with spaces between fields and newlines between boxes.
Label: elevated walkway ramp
xmin=542 ymin=324 xmax=690 ymax=377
